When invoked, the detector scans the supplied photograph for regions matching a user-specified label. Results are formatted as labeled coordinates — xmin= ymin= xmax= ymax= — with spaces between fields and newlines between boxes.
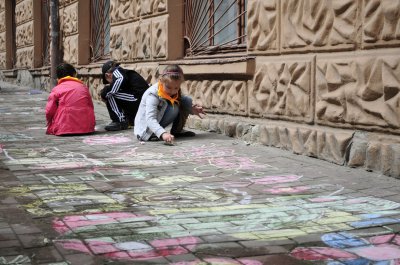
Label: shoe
xmin=105 ymin=121 xmax=129 ymax=131
xmin=172 ymin=130 xmax=196 ymax=138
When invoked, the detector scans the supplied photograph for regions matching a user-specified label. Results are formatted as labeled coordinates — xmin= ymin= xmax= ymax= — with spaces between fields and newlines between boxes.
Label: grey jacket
xmin=134 ymin=82 xmax=192 ymax=141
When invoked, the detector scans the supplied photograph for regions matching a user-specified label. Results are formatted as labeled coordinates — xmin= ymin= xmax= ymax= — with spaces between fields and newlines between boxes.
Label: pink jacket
xmin=46 ymin=77 xmax=96 ymax=135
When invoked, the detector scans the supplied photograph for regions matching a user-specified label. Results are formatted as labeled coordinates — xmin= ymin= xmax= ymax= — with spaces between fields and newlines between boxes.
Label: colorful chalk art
xmin=1 ymin=140 xmax=400 ymax=264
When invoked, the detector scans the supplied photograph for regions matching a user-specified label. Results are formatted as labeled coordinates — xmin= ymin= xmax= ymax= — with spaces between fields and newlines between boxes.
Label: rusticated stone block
xmin=281 ymin=0 xmax=358 ymax=52
xmin=88 ymin=76 xmax=103 ymax=102
xmin=250 ymin=125 xmax=260 ymax=143
xmin=236 ymin=123 xmax=253 ymax=140
xmin=135 ymin=65 xmax=156 ymax=84
xmin=247 ymin=0 xmax=278 ymax=54
xmin=138 ymin=21 xmax=152 ymax=59
xmin=250 ymin=58 xmax=313 ymax=122
xmin=15 ymin=47 xmax=33 ymax=68
xmin=365 ymin=142 xmax=382 ymax=171
xmin=317 ymin=130 xmax=352 ymax=165
xmin=62 ymin=3 xmax=78 ymax=35
xmin=0 ymin=11 xmax=5 ymax=32
xmin=279 ymin=127 xmax=291 ymax=150
xmin=348 ymin=141 xmax=367 ymax=168
xmin=347 ymin=132 xmax=400 ymax=178
xmin=110 ymin=25 xmax=138 ymax=62
xmin=63 ymin=35 xmax=78 ymax=64
xmin=209 ymin=119 xmax=221 ymax=133
xmin=0 ymin=52 xmax=6 ymax=69
xmin=217 ymin=119 xmax=225 ymax=135
xmin=111 ymin=0 xmax=135 ymax=23
xmin=224 ymin=121 xmax=238 ymax=137
xmin=303 ymin=130 xmax=317 ymax=158
xmin=152 ymin=17 xmax=167 ymax=58
xmin=15 ymin=0 xmax=32 ymax=25
xmin=363 ymin=0 xmax=400 ymax=48
xmin=16 ymin=22 xmax=33 ymax=47
xmin=185 ymin=80 xmax=248 ymax=116
xmin=288 ymin=127 xmax=310 ymax=155
xmin=0 ymin=32 xmax=5 ymax=52
xmin=237 ymin=121 xmax=351 ymax=164
xmin=316 ymin=52 xmax=400 ymax=132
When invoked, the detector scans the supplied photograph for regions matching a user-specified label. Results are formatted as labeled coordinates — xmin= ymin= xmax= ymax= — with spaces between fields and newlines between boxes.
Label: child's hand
xmin=192 ymin=104 xmax=205 ymax=118
xmin=161 ymin=132 xmax=175 ymax=144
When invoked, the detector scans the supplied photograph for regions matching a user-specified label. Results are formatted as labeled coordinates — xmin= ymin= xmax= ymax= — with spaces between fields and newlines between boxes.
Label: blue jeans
xmin=159 ymin=96 xmax=192 ymax=129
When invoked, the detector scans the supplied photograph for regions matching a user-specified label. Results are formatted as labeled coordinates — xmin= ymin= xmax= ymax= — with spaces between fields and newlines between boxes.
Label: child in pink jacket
xmin=45 ymin=63 xmax=96 ymax=136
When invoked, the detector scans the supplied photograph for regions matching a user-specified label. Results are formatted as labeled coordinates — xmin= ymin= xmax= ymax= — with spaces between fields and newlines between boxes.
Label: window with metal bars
xmin=42 ymin=0 xmax=50 ymax=66
xmin=184 ymin=0 xmax=247 ymax=57
xmin=90 ymin=0 xmax=110 ymax=62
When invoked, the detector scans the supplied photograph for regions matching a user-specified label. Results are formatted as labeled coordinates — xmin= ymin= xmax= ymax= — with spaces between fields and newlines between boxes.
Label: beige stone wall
xmin=109 ymin=0 xmax=167 ymax=62
xmin=60 ymin=0 xmax=79 ymax=64
xmin=0 ymin=1 xmax=5 ymax=68
xmin=15 ymin=0 xmax=34 ymax=68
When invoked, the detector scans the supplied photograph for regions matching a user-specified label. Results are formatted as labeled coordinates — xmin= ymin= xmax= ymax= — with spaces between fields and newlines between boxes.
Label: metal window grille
xmin=90 ymin=0 xmax=110 ymax=62
xmin=42 ymin=0 xmax=50 ymax=66
xmin=184 ymin=0 xmax=247 ymax=57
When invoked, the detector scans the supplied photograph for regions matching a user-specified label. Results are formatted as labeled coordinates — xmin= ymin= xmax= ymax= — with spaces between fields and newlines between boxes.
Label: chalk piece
xmin=164 ymin=142 xmax=175 ymax=146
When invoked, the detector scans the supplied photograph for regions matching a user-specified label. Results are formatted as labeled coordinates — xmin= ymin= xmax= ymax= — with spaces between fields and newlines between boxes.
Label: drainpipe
xmin=50 ymin=0 xmax=60 ymax=88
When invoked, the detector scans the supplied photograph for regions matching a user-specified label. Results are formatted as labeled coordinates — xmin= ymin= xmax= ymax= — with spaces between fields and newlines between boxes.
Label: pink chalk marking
xmin=264 ymin=185 xmax=310 ymax=194
xmin=53 ymin=212 xmax=152 ymax=235
xmin=126 ymin=246 xmax=188 ymax=260
xmin=369 ymin=234 xmax=396 ymax=245
xmin=83 ymin=136 xmax=132 ymax=145
xmin=291 ymin=247 xmax=356 ymax=260
xmin=89 ymin=243 xmax=119 ymax=254
xmin=104 ymin=251 xmax=131 ymax=259
xmin=54 ymin=239 xmax=91 ymax=254
xmin=394 ymin=235 xmax=400 ymax=246
xmin=349 ymin=244 xmax=400 ymax=260
xmin=211 ymin=157 xmax=266 ymax=170
xmin=238 ymin=259 xmax=264 ymax=265
xmin=309 ymin=197 xmax=338 ymax=202
xmin=252 ymin=175 xmax=302 ymax=185
xmin=149 ymin=236 xmax=200 ymax=248
xmin=173 ymin=146 xmax=234 ymax=159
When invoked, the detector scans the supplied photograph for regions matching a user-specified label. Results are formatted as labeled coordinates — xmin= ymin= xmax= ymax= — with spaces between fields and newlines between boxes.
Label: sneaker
xmin=172 ymin=130 xmax=196 ymax=138
xmin=105 ymin=121 xmax=129 ymax=131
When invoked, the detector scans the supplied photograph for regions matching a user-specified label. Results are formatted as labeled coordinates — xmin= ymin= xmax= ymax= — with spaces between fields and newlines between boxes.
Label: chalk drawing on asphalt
xmin=0 ymin=255 xmax=31 ymax=264
xmin=53 ymin=193 xmax=400 ymax=262
xmin=291 ymin=232 xmax=400 ymax=264
xmin=83 ymin=135 xmax=132 ymax=145
xmin=0 ymin=133 xmax=33 ymax=142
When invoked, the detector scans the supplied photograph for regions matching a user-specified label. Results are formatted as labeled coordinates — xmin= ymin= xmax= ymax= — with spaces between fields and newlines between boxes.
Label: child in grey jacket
xmin=134 ymin=65 xmax=205 ymax=144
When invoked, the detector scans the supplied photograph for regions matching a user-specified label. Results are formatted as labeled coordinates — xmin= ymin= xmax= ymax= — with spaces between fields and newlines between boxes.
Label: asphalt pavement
xmin=1 ymin=82 xmax=400 ymax=265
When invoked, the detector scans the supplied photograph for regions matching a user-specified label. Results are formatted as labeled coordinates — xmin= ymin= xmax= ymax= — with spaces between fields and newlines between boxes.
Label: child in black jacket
xmin=101 ymin=60 xmax=149 ymax=131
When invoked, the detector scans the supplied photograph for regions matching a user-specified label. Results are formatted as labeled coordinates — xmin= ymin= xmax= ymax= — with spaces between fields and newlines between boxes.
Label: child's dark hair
xmin=56 ymin=63 xmax=77 ymax=79
xmin=161 ymin=65 xmax=184 ymax=81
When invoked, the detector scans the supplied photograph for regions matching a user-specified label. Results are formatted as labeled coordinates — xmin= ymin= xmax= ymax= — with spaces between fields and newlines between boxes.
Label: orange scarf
xmin=57 ymin=76 xmax=83 ymax=85
xmin=157 ymin=81 xmax=179 ymax=106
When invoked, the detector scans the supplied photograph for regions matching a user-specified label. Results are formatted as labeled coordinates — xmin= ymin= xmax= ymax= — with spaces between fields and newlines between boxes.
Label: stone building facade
xmin=0 ymin=0 xmax=400 ymax=177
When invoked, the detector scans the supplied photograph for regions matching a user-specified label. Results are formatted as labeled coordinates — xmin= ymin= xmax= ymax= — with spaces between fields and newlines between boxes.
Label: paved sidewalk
xmin=1 ymin=82 xmax=400 ymax=265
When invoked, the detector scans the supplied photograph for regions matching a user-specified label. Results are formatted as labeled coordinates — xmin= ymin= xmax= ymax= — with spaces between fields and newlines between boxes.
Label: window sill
xmin=162 ymin=56 xmax=255 ymax=77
